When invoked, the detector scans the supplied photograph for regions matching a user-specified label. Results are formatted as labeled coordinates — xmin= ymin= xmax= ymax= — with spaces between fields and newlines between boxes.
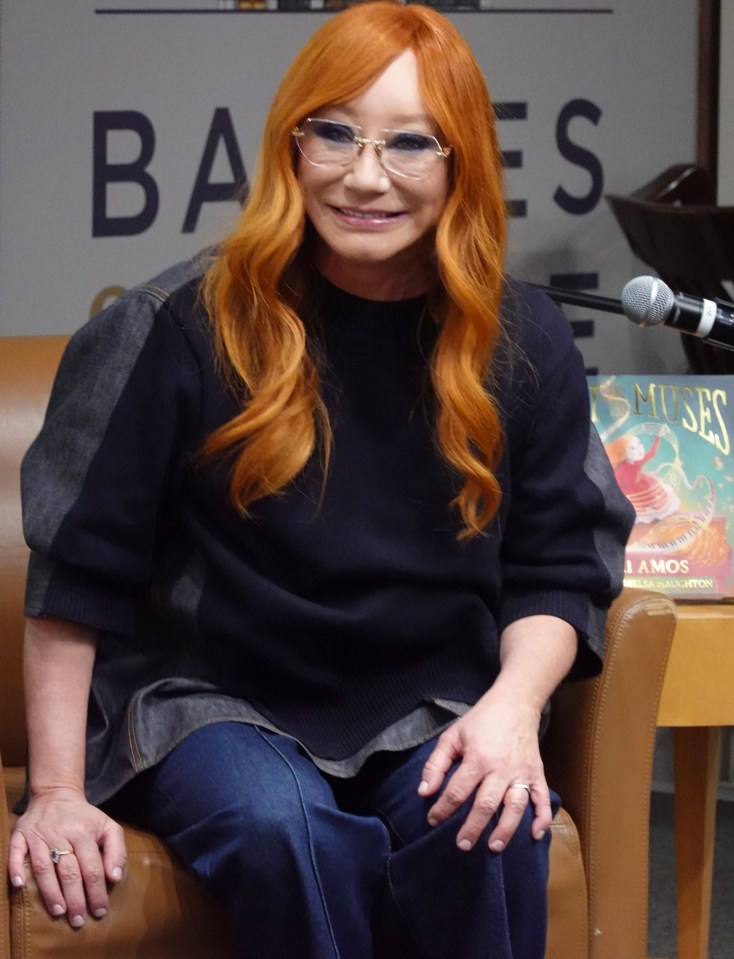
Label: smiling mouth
xmin=334 ymin=207 xmax=402 ymax=219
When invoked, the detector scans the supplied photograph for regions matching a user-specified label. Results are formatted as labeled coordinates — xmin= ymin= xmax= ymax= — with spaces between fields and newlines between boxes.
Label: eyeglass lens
xmin=295 ymin=118 xmax=447 ymax=179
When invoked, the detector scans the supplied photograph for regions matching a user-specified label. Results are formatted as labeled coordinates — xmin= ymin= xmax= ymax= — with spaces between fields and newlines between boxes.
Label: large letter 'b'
xmin=93 ymin=111 xmax=159 ymax=237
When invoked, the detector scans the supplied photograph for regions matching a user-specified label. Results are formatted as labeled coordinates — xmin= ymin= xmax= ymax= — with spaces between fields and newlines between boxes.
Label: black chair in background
xmin=607 ymin=163 xmax=734 ymax=374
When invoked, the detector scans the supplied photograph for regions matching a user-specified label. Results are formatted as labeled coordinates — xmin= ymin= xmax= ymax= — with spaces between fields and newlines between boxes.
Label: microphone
xmin=621 ymin=275 xmax=734 ymax=352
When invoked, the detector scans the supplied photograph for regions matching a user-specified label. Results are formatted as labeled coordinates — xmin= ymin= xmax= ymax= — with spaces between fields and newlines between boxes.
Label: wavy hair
xmin=202 ymin=0 xmax=507 ymax=537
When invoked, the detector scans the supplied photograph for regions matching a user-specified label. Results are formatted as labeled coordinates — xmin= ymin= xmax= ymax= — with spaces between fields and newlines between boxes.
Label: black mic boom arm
xmin=527 ymin=283 xmax=625 ymax=316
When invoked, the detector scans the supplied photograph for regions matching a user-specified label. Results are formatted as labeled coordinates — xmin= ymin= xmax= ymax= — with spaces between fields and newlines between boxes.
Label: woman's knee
xmin=127 ymin=724 xmax=387 ymax=893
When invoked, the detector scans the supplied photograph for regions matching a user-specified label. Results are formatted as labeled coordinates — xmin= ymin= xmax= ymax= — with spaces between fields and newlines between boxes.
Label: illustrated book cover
xmin=588 ymin=375 xmax=734 ymax=600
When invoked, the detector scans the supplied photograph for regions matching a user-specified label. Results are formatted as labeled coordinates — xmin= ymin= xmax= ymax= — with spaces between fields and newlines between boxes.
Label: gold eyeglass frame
xmin=292 ymin=117 xmax=452 ymax=180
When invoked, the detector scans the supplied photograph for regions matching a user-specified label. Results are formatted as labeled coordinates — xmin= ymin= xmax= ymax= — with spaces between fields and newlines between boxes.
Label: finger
xmin=426 ymin=758 xmax=483 ymax=826
xmin=73 ymin=837 xmax=112 ymax=919
xmin=486 ymin=782 xmax=534 ymax=852
xmin=26 ymin=842 xmax=69 ymax=920
xmin=529 ymin=787 xmax=554 ymax=839
xmin=53 ymin=850 xmax=90 ymax=928
xmin=100 ymin=820 xmax=128 ymax=885
xmin=7 ymin=832 xmax=30 ymax=889
xmin=418 ymin=733 xmax=459 ymax=798
xmin=454 ymin=777 xmax=504 ymax=851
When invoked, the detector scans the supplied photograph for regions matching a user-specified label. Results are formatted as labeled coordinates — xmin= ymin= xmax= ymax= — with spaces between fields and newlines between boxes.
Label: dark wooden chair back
xmin=606 ymin=163 xmax=734 ymax=373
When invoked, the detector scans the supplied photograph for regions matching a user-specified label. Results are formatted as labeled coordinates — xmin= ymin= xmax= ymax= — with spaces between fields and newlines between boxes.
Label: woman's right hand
xmin=7 ymin=786 xmax=127 ymax=928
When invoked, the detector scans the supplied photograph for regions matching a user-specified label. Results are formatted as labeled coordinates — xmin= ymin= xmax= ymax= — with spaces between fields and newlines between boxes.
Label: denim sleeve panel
xmin=22 ymin=256 xmax=207 ymax=633
xmin=497 ymin=285 xmax=635 ymax=678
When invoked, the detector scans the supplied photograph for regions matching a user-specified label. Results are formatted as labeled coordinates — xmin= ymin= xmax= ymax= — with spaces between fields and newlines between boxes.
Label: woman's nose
xmin=343 ymin=144 xmax=391 ymax=191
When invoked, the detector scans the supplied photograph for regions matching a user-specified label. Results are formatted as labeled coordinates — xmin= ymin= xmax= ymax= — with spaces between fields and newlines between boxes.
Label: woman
xmin=8 ymin=3 xmax=633 ymax=957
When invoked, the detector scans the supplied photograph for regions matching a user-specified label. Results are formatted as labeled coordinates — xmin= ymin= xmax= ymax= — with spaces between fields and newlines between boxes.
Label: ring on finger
xmin=50 ymin=848 xmax=73 ymax=864
xmin=510 ymin=782 xmax=532 ymax=800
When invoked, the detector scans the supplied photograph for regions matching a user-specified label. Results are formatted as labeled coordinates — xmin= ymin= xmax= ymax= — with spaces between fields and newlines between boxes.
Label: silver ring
xmin=510 ymin=783 xmax=532 ymax=799
xmin=50 ymin=848 xmax=72 ymax=864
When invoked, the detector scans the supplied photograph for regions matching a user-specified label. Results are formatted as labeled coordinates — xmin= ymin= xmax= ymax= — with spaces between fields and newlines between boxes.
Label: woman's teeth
xmin=339 ymin=208 xmax=398 ymax=218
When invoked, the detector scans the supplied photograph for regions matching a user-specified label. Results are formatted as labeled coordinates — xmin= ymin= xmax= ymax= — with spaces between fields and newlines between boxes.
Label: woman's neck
xmin=313 ymin=241 xmax=438 ymax=302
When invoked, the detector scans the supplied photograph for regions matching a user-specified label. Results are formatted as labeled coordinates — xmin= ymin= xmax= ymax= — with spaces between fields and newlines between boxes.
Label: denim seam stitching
xmin=253 ymin=727 xmax=341 ymax=959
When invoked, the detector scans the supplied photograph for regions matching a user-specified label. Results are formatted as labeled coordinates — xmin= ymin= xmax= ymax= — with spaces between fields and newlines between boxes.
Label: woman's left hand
xmin=418 ymin=691 xmax=551 ymax=852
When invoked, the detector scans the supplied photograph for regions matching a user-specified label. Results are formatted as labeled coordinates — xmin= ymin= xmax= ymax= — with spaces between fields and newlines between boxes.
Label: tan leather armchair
xmin=1 ymin=334 xmax=676 ymax=959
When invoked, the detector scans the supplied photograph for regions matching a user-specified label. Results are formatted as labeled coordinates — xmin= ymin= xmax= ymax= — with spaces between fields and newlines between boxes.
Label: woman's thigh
xmin=336 ymin=736 xmax=555 ymax=959
xmin=110 ymin=722 xmax=390 ymax=958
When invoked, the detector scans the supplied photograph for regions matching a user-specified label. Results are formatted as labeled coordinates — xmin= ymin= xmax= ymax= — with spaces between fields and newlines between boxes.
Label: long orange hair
xmin=202 ymin=0 xmax=507 ymax=537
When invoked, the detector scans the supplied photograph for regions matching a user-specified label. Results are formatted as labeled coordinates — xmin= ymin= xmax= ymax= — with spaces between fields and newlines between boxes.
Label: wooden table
xmin=656 ymin=602 xmax=734 ymax=959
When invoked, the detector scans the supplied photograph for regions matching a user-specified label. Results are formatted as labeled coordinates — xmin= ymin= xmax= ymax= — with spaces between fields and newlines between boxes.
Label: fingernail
xmin=93 ymin=907 xmax=108 ymax=919
xmin=12 ymin=875 xmax=24 ymax=888
xmin=536 ymin=830 xmax=545 ymax=840
xmin=458 ymin=839 xmax=472 ymax=852
xmin=490 ymin=839 xmax=504 ymax=852
xmin=51 ymin=904 xmax=66 ymax=917
xmin=418 ymin=781 xmax=429 ymax=795
xmin=111 ymin=867 xmax=123 ymax=882
xmin=71 ymin=915 xmax=85 ymax=928
xmin=427 ymin=816 xmax=438 ymax=827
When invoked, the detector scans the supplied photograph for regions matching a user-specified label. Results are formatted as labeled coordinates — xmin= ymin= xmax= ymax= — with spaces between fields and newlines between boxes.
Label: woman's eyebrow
xmin=319 ymin=107 xmax=434 ymax=128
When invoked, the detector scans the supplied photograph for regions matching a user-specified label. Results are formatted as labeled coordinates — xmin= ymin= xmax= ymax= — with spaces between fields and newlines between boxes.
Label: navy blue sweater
xmin=22 ymin=257 xmax=633 ymax=802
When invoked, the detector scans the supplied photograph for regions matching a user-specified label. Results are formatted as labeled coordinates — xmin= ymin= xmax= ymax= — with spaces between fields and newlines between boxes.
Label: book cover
xmin=588 ymin=375 xmax=734 ymax=600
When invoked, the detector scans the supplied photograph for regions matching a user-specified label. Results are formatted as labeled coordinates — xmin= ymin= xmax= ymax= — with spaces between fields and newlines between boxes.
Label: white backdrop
xmin=0 ymin=0 xmax=697 ymax=372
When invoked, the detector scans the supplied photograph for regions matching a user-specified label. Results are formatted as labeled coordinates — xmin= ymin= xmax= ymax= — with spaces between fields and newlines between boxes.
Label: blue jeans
xmin=109 ymin=722 xmax=553 ymax=959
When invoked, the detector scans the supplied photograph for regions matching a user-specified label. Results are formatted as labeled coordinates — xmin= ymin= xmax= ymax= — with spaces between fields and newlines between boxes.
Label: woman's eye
xmin=313 ymin=121 xmax=355 ymax=144
xmin=388 ymin=132 xmax=435 ymax=153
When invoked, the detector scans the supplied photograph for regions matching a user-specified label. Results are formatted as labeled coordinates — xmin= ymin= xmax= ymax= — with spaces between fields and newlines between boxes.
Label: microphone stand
xmin=527 ymin=283 xmax=625 ymax=316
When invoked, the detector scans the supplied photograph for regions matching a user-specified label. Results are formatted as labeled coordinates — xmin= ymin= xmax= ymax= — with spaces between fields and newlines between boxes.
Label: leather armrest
xmin=547 ymin=807 xmax=588 ymax=959
xmin=3 ymin=764 xmax=236 ymax=959
xmin=542 ymin=588 xmax=676 ymax=959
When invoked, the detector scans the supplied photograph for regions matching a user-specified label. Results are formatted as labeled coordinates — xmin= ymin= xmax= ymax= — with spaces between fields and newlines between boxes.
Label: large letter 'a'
xmin=182 ymin=107 xmax=247 ymax=234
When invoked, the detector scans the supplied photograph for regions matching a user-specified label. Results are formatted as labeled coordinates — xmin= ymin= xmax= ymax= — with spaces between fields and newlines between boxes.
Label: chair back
xmin=0 ymin=335 xmax=68 ymax=766
xmin=607 ymin=163 xmax=734 ymax=373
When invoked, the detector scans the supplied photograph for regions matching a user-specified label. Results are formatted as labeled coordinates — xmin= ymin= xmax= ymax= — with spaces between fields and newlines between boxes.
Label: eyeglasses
xmin=292 ymin=117 xmax=452 ymax=181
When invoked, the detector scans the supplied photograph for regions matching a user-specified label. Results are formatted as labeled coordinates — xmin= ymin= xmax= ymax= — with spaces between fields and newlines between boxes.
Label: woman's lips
xmin=331 ymin=206 xmax=404 ymax=225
